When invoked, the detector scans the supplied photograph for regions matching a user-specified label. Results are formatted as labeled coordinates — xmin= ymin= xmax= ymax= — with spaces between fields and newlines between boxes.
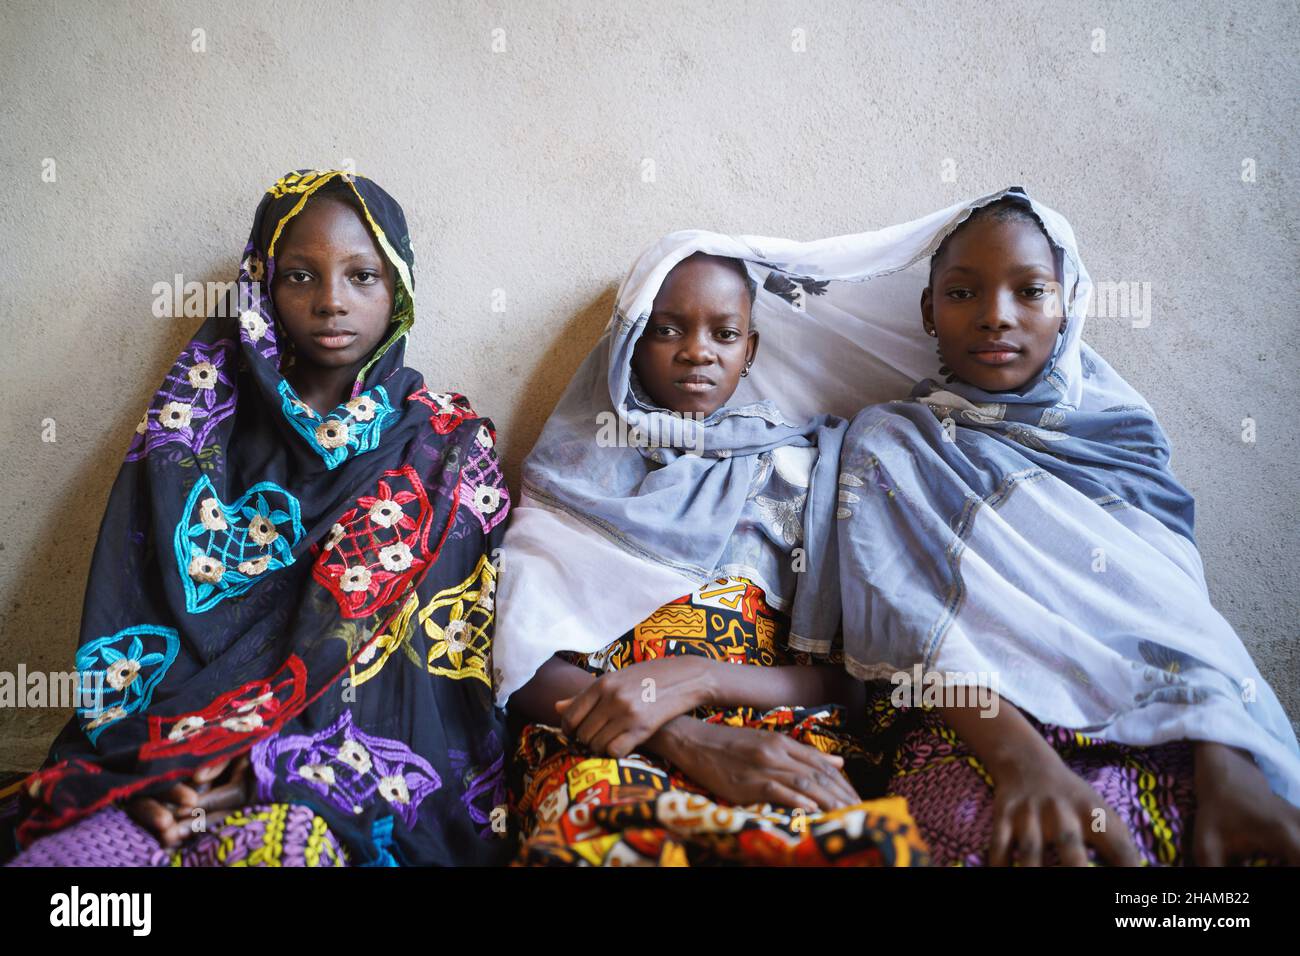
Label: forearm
xmin=703 ymin=662 xmax=851 ymax=712
xmin=645 ymin=714 xmax=701 ymax=768
xmin=507 ymin=655 xmax=596 ymax=725
xmin=938 ymin=693 xmax=1054 ymax=780
xmin=1193 ymin=740 xmax=1257 ymax=791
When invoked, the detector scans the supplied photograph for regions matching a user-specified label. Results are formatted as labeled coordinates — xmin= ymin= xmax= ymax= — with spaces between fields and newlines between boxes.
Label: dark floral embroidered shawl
xmin=17 ymin=170 xmax=513 ymax=865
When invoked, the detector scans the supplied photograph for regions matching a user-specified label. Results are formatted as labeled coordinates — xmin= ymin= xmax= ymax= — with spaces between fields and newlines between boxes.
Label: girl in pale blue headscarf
xmin=494 ymin=234 xmax=937 ymax=866
xmin=835 ymin=187 xmax=1300 ymax=866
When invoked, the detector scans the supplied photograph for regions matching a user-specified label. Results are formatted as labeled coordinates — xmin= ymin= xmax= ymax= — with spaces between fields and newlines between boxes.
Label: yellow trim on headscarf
xmin=264 ymin=169 xmax=415 ymax=388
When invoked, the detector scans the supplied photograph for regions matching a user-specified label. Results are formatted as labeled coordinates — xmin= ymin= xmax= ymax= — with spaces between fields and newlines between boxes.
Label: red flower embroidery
xmin=313 ymin=465 xmax=434 ymax=618
xmin=24 ymin=757 xmax=103 ymax=802
xmin=408 ymin=387 xmax=477 ymax=435
xmin=139 ymin=655 xmax=307 ymax=761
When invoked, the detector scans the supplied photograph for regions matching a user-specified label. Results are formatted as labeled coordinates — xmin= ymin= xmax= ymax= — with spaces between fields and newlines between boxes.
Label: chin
xmin=968 ymin=372 xmax=1032 ymax=393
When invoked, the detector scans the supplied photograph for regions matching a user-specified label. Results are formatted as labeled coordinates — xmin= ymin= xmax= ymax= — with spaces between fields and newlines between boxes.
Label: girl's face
xmin=921 ymin=215 xmax=1063 ymax=393
xmin=631 ymin=254 xmax=758 ymax=417
xmin=271 ymin=196 xmax=395 ymax=377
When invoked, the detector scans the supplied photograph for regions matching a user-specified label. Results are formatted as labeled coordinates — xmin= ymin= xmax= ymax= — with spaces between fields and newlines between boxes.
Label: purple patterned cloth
xmin=125 ymin=338 xmax=238 ymax=461
xmin=251 ymin=709 xmax=440 ymax=830
xmin=866 ymin=684 xmax=1197 ymax=866
xmin=7 ymin=802 xmax=346 ymax=867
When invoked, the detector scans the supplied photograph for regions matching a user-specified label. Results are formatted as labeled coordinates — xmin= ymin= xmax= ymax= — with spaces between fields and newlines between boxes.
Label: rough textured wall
xmin=1 ymin=0 xmax=1296 ymax=766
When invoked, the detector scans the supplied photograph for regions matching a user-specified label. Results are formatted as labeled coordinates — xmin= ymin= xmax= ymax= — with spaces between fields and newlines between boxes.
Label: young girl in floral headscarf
xmin=7 ymin=170 xmax=512 ymax=867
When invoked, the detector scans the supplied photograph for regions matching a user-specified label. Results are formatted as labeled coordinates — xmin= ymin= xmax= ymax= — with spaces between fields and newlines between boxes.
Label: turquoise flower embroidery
xmin=277 ymin=381 xmax=395 ymax=469
xmin=76 ymin=625 xmax=180 ymax=742
xmin=174 ymin=477 xmax=304 ymax=613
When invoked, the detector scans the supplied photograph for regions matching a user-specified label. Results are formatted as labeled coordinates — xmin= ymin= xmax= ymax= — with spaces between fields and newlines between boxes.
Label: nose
xmin=676 ymin=329 xmax=716 ymax=365
xmin=314 ymin=273 xmax=347 ymax=317
xmin=977 ymin=289 xmax=1017 ymax=331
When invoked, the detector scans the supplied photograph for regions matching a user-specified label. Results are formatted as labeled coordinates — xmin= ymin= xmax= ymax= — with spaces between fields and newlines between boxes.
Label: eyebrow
xmin=940 ymin=262 xmax=1053 ymax=277
xmin=276 ymin=250 xmax=383 ymax=263
xmin=650 ymin=310 xmax=745 ymax=322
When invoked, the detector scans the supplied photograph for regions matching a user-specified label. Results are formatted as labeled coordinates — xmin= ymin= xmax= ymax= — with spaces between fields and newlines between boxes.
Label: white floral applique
xmin=339 ymin=566 xmax=372 ymax=593
xmin=345 ymin=395 xmax=376 ymax=422
xmin=367 ymin=499 xmax=404 ymax=528
xmin=315 ymin=420 xmax=349 ymax=449
xmin=472 ymin=485 xmax=503 ymax=516
xmin=755 ymin=493 xmax=807 ymax=547
xmin=238 ymin=555 xmax=271 ymax=576
xmin=836 ymin=472 xmax=864 ymax=519
xmin=378 ymin=542 xmax=413 ymax=572
xmin=187 ymin=549 xmax=225 ymax=584
xmin=199 ymin=497 xmax=228 ymax=532
xmin=240 ymin=310 xmax=268 ymax=343
xmin=187 ymin=361 xmax=218 ymax=390
xmin=160 ymin=401 xmax=193 ymax=430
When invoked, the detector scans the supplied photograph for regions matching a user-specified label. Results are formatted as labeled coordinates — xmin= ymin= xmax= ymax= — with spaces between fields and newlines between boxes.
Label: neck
xmin=288 ymin=362 xmax=362 ymax=415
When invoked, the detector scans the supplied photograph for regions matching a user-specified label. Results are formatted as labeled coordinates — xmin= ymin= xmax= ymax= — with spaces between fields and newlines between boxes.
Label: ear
xmin=746 ymin=330 xmax=760 ymax=368
xmin=920 ymin=288 xmax=935 ymax=336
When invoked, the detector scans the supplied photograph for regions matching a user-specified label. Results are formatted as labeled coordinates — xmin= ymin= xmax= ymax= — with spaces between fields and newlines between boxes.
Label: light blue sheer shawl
xmin=834 ymin=189 xmax=1300 ymax=803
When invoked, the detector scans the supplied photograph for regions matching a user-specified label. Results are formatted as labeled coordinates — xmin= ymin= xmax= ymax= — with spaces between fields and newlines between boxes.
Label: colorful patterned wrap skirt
xmin=7 ymin=801 xmax=347 ymax=867
xmin=863 ymin=682 xmax=1202 ymax=866
xmin=510 ymin=576 xmax=929 ymax=866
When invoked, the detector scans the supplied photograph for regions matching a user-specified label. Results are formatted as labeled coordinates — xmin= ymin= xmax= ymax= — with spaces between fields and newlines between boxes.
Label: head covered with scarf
xmin=19 ymin=170 xmax=514 ymax=864
xmin=833 ymin=187 xmax=1300 ymax=803
xmin=492 ymin=218 xmax=1009 ymax=705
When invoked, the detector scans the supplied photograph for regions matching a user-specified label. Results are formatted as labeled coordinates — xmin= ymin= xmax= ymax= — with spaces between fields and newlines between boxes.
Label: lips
xmin=675 ymin=374 xmax=717 ymax=393
xmin=312 ymin=329 xmax=358 ymax=350
xmin=968 ymin=341 xmax=1022 ymax=366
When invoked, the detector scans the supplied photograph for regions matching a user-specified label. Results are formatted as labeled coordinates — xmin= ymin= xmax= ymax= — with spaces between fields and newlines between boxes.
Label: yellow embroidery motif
xmin=351 ymin=591 xmax=420 ymax=688
xmin=420 ymin=554 xmax=496 ymax=686
xmin=267 ymin=169 xmax=336 ymax=198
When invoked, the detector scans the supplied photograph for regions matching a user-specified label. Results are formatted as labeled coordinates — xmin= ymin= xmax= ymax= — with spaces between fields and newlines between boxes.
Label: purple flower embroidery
xmin=251 ymin=710 xmax=440 ymax=829
xmin=459 ymin=438 xmax=509 ymax=534
xmin=126 ymin=338 xmax=237 ymax=461
xmin=449 ymin=731 xmax=506 ymax=838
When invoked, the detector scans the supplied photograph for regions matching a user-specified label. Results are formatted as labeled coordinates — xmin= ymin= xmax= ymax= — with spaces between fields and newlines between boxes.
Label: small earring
xmin=740 ymin=364 xmax=751 ymax=378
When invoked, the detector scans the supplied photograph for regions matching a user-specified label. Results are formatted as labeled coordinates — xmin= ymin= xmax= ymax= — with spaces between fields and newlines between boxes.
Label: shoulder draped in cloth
xmin=492 ymin=221 xmax=979 ymax=704
xmin=831 ymin=187 xmax=1300 ymax=804
xmin=18 ymin=170 xmax=514 ymax=865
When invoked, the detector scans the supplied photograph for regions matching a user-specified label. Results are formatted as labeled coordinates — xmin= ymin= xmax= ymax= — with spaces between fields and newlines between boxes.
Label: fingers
xmin=570 ymin=702 xmax=616 ymax=752
xmin=760 ymin=779 xmax=819 ymax=814
xmin=1045 ymin=801 xmax=1089 ymax=867
xmin=605 ymin=731 xmax=646 ymax=760
xmin=782 ymin=770 xmax=849 ymax=812
xmin=558 ymin=686 xmax=598 ymax=737
xmin=190 ymin=758 xmax=231 ymax=787
xmin=189 ymin=780 xmax=250 ymax=814
xmin=783 ymin=742 xmax=858 ymax=807
xmin=1193 ymin=822 xmax=1227 ymax=867
xmin=1013 ymin=803 xmax=1044 ymax=867
xmin=589 ymin=718 xmax=633 ymax=756
xmin=126 ymin=797 xmax=186 ymax=847
xmin=1091 ymin=806 xmax=1142 ymax=867
xmin=160 ymin=781 xmax=200 ymax=809
xmin=989 ymin=808 xmax=1015 ymax=867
